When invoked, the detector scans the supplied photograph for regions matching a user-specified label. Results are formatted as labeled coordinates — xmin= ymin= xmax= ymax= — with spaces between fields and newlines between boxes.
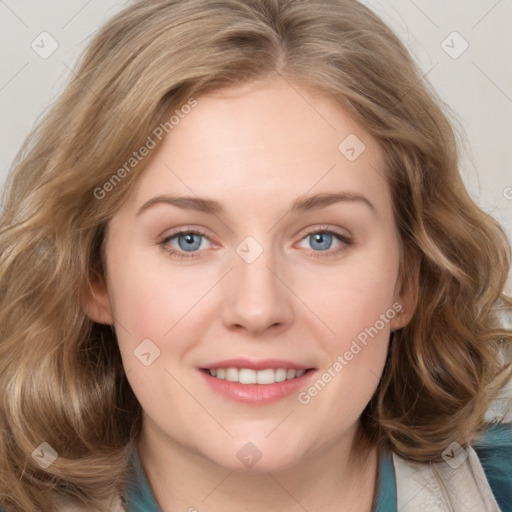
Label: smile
xmin=199 ymin=358 xmax=315 ymax=404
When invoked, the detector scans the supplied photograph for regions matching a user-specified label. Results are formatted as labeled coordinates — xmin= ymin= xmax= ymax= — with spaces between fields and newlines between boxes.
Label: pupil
xmin=178 ymin=233 xmax=201 ymax=251
xmin=311 ymin=233 xmax=332 ymax=250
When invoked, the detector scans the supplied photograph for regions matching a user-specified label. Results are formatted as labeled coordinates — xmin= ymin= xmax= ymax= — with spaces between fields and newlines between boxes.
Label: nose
xmin=221 ymin=248 xmax=294 ymax=337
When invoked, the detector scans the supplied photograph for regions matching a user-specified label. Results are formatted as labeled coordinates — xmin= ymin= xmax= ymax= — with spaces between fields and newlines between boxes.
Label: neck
xmin=136 ymin=421 xmax=379 ymax=512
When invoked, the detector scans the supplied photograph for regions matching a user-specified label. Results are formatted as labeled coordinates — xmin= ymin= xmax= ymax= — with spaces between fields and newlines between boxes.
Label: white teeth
xmin=207 ymin=367 xmax=307 ymax=384
xmin=239 ymin=368 xmax=257 ymax=384
xmin=256 ymin=368 xmax=275 ymax=385
xmin=274 ymin=368 xmax=288 ymax=382
xmin=225 ymin=368 xmax=238 ymax=382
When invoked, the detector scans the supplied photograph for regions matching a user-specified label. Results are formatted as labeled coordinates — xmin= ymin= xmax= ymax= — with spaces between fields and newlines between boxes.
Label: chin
xmin=202 ymin=439 xmax=306 ymax=473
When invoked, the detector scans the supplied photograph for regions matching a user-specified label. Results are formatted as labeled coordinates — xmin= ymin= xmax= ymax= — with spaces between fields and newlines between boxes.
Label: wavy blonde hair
xmin=1 ymin=0 xmax=511 ymax=510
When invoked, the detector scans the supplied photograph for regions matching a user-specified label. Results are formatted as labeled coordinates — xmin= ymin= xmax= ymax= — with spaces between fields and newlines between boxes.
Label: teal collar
xmin=124 ymin=448 xmax=162 ymax=511
xmin=373 ymin=447 xmax=398 ymax=511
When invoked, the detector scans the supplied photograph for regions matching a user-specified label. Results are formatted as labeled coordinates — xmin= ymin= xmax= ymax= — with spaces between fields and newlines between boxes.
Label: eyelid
xmin=294 ymin=224 xmax=352 ymax=243
xmin=160 ymin=226 xmax=215 ymax=244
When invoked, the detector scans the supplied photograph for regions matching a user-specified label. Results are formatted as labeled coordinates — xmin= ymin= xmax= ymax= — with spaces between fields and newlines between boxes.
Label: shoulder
xmin=472 ymin=422 xmax=512 ymax=512
xmin=392 ymin=422 xmax=512 ymax=511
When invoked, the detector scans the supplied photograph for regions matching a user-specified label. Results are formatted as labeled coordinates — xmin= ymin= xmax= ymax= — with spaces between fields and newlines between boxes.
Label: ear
xmin=390 ymin=252 xmax=420 ymax=332
xmin=80 ymin=274 xmax=114 ymax=325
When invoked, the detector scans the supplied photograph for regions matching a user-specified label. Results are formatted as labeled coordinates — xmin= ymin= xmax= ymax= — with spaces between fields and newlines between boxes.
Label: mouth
xmin=201 ymin=367 xmax=309 ymax=384
xmin=199 ymin=360 xmax=316 ymax=404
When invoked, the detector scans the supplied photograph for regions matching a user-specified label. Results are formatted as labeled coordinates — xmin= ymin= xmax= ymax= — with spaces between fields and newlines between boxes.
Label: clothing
xmin=124 ymin=422 xmax=512 ymax=512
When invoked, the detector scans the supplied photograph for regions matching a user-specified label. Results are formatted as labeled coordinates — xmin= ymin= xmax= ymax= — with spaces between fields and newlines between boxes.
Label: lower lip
xmin=199 ymin=369 xmax=316 ymax=404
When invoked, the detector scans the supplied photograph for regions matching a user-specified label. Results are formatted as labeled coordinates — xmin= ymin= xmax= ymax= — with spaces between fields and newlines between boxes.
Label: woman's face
xmin=85 ymin=77 xmax=415 ymax=471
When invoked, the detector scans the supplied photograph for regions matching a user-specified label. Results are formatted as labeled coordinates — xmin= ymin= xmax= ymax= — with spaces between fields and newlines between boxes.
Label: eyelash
xmin=160 ymin=227 xmax=352 ymax=261
xmin=160 ymin=228 xmax=213 ymax=261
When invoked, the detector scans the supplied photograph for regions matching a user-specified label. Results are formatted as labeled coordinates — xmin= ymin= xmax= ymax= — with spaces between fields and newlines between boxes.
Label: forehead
xmin=122 ymin=78 xmax=391 ymax=219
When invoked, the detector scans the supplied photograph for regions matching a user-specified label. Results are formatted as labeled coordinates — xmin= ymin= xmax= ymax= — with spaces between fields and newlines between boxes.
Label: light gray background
xmin=1 ymin=0 xmax=511 ymax=290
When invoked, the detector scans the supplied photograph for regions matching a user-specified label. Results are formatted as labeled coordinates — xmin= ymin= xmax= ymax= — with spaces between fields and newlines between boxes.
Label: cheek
xmin=105 ymin=248 xmax=205 ymax=417
xmin=300 ymin=238 xmax=400 ymax=413
xmin=106 ymin=244 xmax=219 ymax=338
xmin=309 ymin=245 xmax=400 ymax=343
xmin=301 ymin=277 xmax=395 ymax=429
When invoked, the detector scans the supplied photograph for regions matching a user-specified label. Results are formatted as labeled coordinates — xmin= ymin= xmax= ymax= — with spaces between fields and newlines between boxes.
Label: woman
xmin=0 ymin=1 xmax=511 ymax=510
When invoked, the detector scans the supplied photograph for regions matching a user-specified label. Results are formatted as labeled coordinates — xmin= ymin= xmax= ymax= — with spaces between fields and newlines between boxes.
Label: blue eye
xmin=308 ymin=232 xmax=334 ymax=251
xmin=161 ymin=230 xmax=212 ymax=260
xmin=175 ymin=233 xmax=203 ymax=252
xmin=297 ymin=229 xmax=352 ymax=259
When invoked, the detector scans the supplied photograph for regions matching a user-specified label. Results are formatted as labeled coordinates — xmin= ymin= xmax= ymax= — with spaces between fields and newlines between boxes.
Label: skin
xmin=83 ymin=75 xmax=417 ymax=512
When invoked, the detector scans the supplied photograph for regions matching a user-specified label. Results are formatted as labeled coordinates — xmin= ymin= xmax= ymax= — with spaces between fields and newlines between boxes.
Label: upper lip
xmin=201 ymin=358 xmax=313 ymax=371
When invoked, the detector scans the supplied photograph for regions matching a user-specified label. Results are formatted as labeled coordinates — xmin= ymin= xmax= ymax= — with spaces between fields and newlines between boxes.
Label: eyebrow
xmin=136 ymin=192 xmax=376 ymax=217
